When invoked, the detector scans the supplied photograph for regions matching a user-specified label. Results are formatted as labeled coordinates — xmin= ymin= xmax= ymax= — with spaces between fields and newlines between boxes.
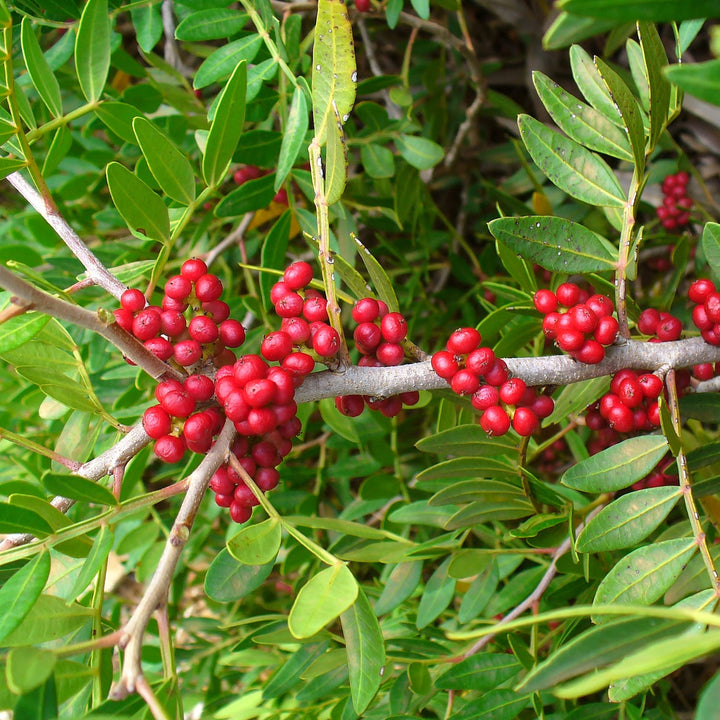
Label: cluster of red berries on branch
xmin=335 ymin=299 xmax=420 ymax=418
xmin=689 ymin=278 xmax=720 ymax=346
xmin=114 ymin=259 xmax=245 ymax=370
xmin=533 ymin=283 xmax=619 ymax=364
xmin=657 ymin=171 xmax=692 ymax=231
xmin=635 ymin=308 xmax=682 ymax=341
xmin=431 ymin=327 xmax=554 ymax=436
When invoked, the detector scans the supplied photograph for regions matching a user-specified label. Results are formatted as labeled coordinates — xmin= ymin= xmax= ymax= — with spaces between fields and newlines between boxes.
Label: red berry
xmin=556 ymin=283 xmax=581 ymax=307
xmin=160 ymin=390 xmax=196 ymax=418
xmin=173 ymin=339 xmax=203 ymax=366
xmin=446 ymin=327 xmax=481 ymax=356
xmin=647 ymin=401 xmax=661 ymax=426
xmin=181 ymin=258 xmax=208 ymax=281
xmin=638 ymin=373 xmax=663 ymax=399
xmin=335 ymin=395 xmax=365 ymax=417
xmin=275 ymin=292 xmax=304 ymax=318
xmin=162 ymin=295 xmax=188 ymax=312
xmin=184 ymin=374 xmax=215 ymax=402
xmin=533 ymin=289 xmax=557 ymax=315
xmin=618 ymin=376 xmax=643 ymax=408
xmin=606 ymin=403 xmax=635 ymax=433
xmin=499 ymin=377 xmax=526 ymax=406
xmin=376 ymin=342 xmax=404 ymax=366
xmin=303 ymin=296 xmax=329 ymax=323
xmin=432 ymin=350 xmax=459 ymax=380
xmin=155 ymin=378 xmax=184 ymax=403
xmin=218 ymin=319 xmax=245 ymax=348
xmin=281 ymin=317 xmax=311 ymax=344
xmin=586 ymin=294 xmax=614 ymax=319
xmin=400 ymin=391 xmax=420 ymax=406
xmin=248 ymin=407 xmax=277 ymax=434
xmin=312 ymin=325 xmax=340 ymax=357
xmin=556 ymin=329 xmax=586 ymax=353
xmin=223 ymin=390 xmax=250 ymax=422
xmin=542 ymin=312 xmax=561 ymax=340
xmin=610 ymin=369 xmax=637 ymax=395
xmin=471 ymin=384 xmax=499 ymax=411
xmin=154 ymin=435 xmax=185 ymax=463
xmin=594 ymin=316 xmax=619 ymax=346
xmin=656 ymin=316 xmax=682 ymax=342
xmin=160 ymin=310 xmax=186 ymax=337
xmin=484 ymin=358 xmax=509 ymax=387
xmin=165 ymin=275 xmax=192 ymax=300
xmin=354 ymin=322 xmax=382 ymax=353
xmin=480 ymin=406 xmax=511 ymax=436
xmin=380 ymin=312 xmax=408 ymax=343
xmin=132 ymin=308 xmax=162 ymax=341
xmin=144 ymin=337 xmax=174 ymax=361
xmin=189 ymin=315 xmax=219 ymax=344
xmin=283 ymin=261 xmax=314 ymax=290
xmin=255 ymin=467 xmax=280 ymax=492
xmin=450 ymin=369 xmax=480 ymax=396
xmin=531 ymin=394 xmax=554 ymax=419
xmin=261 ymin=331 xmax=294 ymax=361
xmin=573 ymin=339 xmax=605 ymax=364
xmin=636 ymin=308 xmax=660 ymax=335
xmin=202 ymin=300 xmax=231 ymax=322
xmin=143 ymin=405 xmax=172 ymax=439
xmin=121 ymin=288 xmax=145 ymax=312
xmin=282 ymin=352 xmax=316 ymax=380
xmin=244 ymin=378 xmax=277 ymax=408
xmin=356 ymin=0 xmax=370 ymax=10
xmin=568 ymin=304 xmax=598 ymax=334
xmin=512 ymin=407 xmax=538 ymax=436
xmin=234 ymin=354 xmax=268 ymax=385
xmin=229 ymin=502 xmax=253 ymax=524
xmin=210 ymin=467 xmax=235 ymax=495
xmin=466 ymin=347 xmax=495 ymax=376
xmin=183 ymin=411 xmax=214 ymax=445
xmin=352 ymin=298 xmax=380 ymax=323
xmin=114 ymin=308 xmax=134 ymax=332
xmin=195 ymin=274 xmax=223 ymax=302
xmin=233 ymin=165 xmax=263 ymax=186
xmin=694 ymin=363 xmax=715 ymax=381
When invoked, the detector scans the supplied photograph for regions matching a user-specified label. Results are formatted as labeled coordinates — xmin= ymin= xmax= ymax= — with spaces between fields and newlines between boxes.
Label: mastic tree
xmin=2 ymin=0 xmax=720 ymax=718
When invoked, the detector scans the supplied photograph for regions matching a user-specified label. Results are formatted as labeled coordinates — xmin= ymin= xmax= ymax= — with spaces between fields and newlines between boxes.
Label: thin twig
xmin=161 ymin=0 xmax=194 ymax=76
xmin=204 ymin=212 xmax=255 ymax=268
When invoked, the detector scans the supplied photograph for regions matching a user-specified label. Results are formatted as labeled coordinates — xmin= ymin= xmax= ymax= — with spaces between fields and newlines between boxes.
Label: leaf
xmin=697 ymin=668 xmax=720 ymax=720
xmin=488 ymin=216 xmax=617 ymax=273
xmin=0 ymin=158 xmax=28 ymax=180
xmin=361 ymin=143 xmax=395 ymax=178
xmin=194 ymin=35 xmax=262 ymax=89
xmin=13 ymin=674 xmax=58 ymax=720
xmin=203 ymin=60 xmax=247 ymax=187
xmin=94 ymin=101 xmax=144 ymax=145
xmin=0 ymin=502 xmax=52 ymax=536
xmin=576 ymin=486 xmax=681 ymax=552
xmin=429 ymin=479 xmax=524 ymax=507
xmin=416 ymin=424 xmax=516 ymax=457
xmin=75 ymin=0 xmax=110 ymax=103
xmin=702 ymin=222 xmax=720 ymax=280
xmin=458 ymin=560 xmax=499 ymax=622
xmin=594 ymin=57 xmax=646 ymax=172
xmin=354 ymin=235 xmax=400 ymax=311
xmin=227 ymin=518 xmax=282 ymax=565
xmin=133 ymin=118 xmax=195 ymax=205
xmin=417 ymin=456 xmax=518 ymax=483
xmin=569 ymin=45 xmax=623 ymax=127
xmin=262 ymin=641 xmax=329 ymax=700
xmin=543 ymin=12 xmax=624 ymax=51
xmin=638 ymin=22 xmax=670 ymax=151
xmin=204 ymin=549 xmax=274 ymax=602
xmin=416 ymin=557 xmax=455 ymax=629
xmin=592 ymin=538 xmax=697 ymax=623
xmin=446 ymin=500 xmax=533 ymax=530
xmin=562 ymin=435 xmax=669 ymax=492
xmin=0 ymin=552 xmax=50 ymax=643
xmin=436 ymin=653 xmax=521 ymax=691
xmin=324 ymin=111 xmax=349 ymax=205
xmin=519 ymin=616 xmax=689 ymax=693
xmin=21 ymin=18 xmax=62 ymax=117
xmin=312 ymin=0 xmax=357 ymax=145
xmin=130 ymin=4 xmax=163 ymax=53
xmin=518 ymin=114 xmax=625 ymax=207
xmin=395 ymin=134 xmax=444 ymax=170
xmin=42 ymin=472 xmax=117 ymax=506
xmin=559 ymin=0 xmax=720 ymax=22
xmin=106 ymin=161 xmax=170 ymax=243
xmin=260 ymin=210 xmax=291 ymax=311
xmin=0 ymin=313 xmax=49 ymax=353
xmin=452 ymin=689 xmax=531 ymax=720
xmin=532 ymin=72 xmax=633 ymax=161
xmin=175 ymin=9 xmax=249 ymax=41
xmin=341 ymin=586 xmax=385 ymax=714
xmin=666 ymin=59 xmax=720 ymax=108
xmin=215 ymin=174 xmax=276 ymax=217
xmin=374 ymin=562 xmax=423 ymax=615
xmin=7 ymin=647 xmax=56 ymax=695
xmin=288 ymin=565 xmax=359 ymax=639
xmin=275 ymin=86 xmax=309 ymax=191
xmin=67 ymin=525 xmax=114 ymax=600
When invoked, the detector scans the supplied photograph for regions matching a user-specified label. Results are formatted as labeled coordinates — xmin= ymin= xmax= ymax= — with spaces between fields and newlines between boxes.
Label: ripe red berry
xmin=354 ymin=322 xmax=382 ymax=353
xmin=188 ymin=315 xmax=219 ymax=344
xmin=376 ymin=342 xmax=404 ymax=366
xmin=283 ymin=261 xmax=314 ymax=290
xmin=165 ymin=275 xmax=192 ymax=300
xmin=484 ymin=358 xmax=509 ymax=387
xmin=132 ymin=308 xmax=162 ymax=341
xmin=181 ymin=258 xmax=208 ymax=281
xmin=637 ymin=308 xmax=660 ymax=335
xmin=531 ymin=394 xmax=554 ymax=419
xmin=610 ymin=369 xmax=637 ymax=396
xmin=466 ymin=347 xmax=495 ymax=376
xmin=160 ymin=390 xmax=196 ymax=418
xmin=656 ymin=316 xmax=682 ymax=342
xmin=512 ymin=407 xmax=538 ymax=436
xmin=121 ymin=288 xmax=146 ymax=313
xmin=160 ymin=310 xmax=186 ymax=337
xmin=248 ymin=407 xmax=277 ymax=434
xmin=400 ymin=391 xmax=420 ymax=406
xmin=450 ymin=369 xmax=480 ymax=395
xmin=184 ymin=374 xmax=215 ymax=402
xmin=303 ymin=296 xmax=329 ymax=323
xmin=255 ymin=467 xmax=280 ymax=492
xmin=480 ymin=406 xmax=511 ymax=436
xmin=586 ymin=294 xmax=614 ymax=319
xmin=431 ymin=350 xmax=459 ymax=380
xmin=617 ymin=377 xmax=643 ymax=408
xmin=261 ymin=331 xmax=294 ymax=362
xmin=275 ymin=292 xmax=304 ymax=318
xmin=499 ymin=377 xmax=526 ymax=406
xmin=446 ymin=327 xmax=482 ymax=356
xmin=173 ymin=339 xmax=203 ymax=366
xmin=594 ymin=316 xmax=619 ymax=346
xmin=234 ymin=354 xmax=268 ymax=385
xmin=229 ymin=502 xmax=253 ymax=524
xmin=282 ymin=352 xmax=315 ymax=380
xmin=233 ymin=165 xmax=263 ymax=186
xmin=143 ymin=405 xmax=172 ymax=439
xmin=183 ymin=411 xmax=214 ymax=446
xmin=223 ymin=390 xmax=250 ymax=422
xmin=556 ymin=329 xmax=585 ymax=353
xmin=689 ymin=279 xmax=715 ymax=305
xmin=638 ymin=373 xmax=663 ymax=399
xmin=471 ymin=384 xmax=499 ymax=411
xmin=542 ymin=312 xmax=561 ymax=340
xmin=606 ymin=403 xmax=635 ymax=433
xmin=217 ymin=319 xmax=245 ymax=348
xmin=312 ymin=325 xmax=340 ymax=357
xmin=556 ymin=283 xmax=581 ymax=307
xmin=692 ymin=305 xmax=713 ymax=331
xmin=210 ymin=467 xmax=235 ymax=495
xmin=694 ymin=363 xmax=715 ymax=381
xmin=114 ymin=308 xmax=134 ymax=332
xmin=568 ymin=304 xmax=598 ymax=334
xmin=244 ymin=378 xmax=277 ymax=408
xmin=144 ymin=337 xmax=174 ymax=361
xmin=194 ymin=274 xmax=223 ymax=302
xmin=335 ymin=395 xmax=365 ymax=417
xmin=573 ymin=339 xmax=605 ymax=364
xmin=533 ymin=289 xmax=557 ymax=315
xmin=155 ymin=378 xmax=184 ymax=403
xmin=154 ymin=435 xmax=185 ymax=463
xmin=352 ymin=298 xmax=380 ymax=323
xmin=162 ymin=295 xmax=188 ymax=312
xmin=381 ymin=312 xmax=408 ymax=343
xmin=356 ymin=0 xmax=371 ymax=11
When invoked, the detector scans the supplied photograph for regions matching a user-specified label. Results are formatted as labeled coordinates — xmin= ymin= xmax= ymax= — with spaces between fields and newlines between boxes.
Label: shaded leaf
xmin=436 ymin=653 xmax=521 ymax=691
xmin=395 ymin=134 xmax=444 ymax=170
xmin=374 ymin=562 xmax=423 ymax=616
xmin=275 ymin=86 xmax=308 ymax=191
xmin=559 ymin=0 xmax=720 ymax=22
xmin=42 ymin=472 xmax=117 ymax=506
xmin=0 ymin=552 xmax=50 ymax=644
xmin=416 ymin=557 xmax=455 ymax=629
xmin=204 ymin=549 xmax=274 ymax=602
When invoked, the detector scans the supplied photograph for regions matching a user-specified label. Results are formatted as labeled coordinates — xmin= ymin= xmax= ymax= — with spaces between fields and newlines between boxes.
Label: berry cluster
xmin=689 ymin=278 xmax=720 ymax=346
xmin=335 ymin=299 xmax=419 ymax=418
xmin=586 ymin=369 xmax=663 ymax=434
xmin=635 ymin=308 xmax=682 ymax=341
xmin=431 ymin=327 xmax=554 ymax=436
xmin=114 ymin=259 xmax=245 ymax=370
xmin=534 ymin=283 xmax=618 ymax=364
xmin=657 ymin=171 xmax=692 ymax=231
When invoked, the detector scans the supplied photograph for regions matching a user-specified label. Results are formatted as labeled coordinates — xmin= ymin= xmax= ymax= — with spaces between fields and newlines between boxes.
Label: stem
xmin=665 ymin=369 xmax=720 ymax=596
xmin=615 ymin=169 xmax=642 ymax=339
xmin=24 ymin=101 xmax=100 ymax=142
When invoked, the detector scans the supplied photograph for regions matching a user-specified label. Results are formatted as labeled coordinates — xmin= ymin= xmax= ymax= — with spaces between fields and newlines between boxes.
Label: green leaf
xmin=592 ymin=538 xmax=697 ymax=622
xmin=638 ymin=22 xmax=670 ymax=151
xmin=133 ymin=118 xmax=195 ymax=205
xmin=324 ymin=112 xmax=349 ymax=205
xmin=416 ymin=424 xmax=521 ymax=457
xmin=562 ymin=435 xmax=669 ymax=492
xmin=0 ymin=313 xmax=49 ymax=353
xmin=354 ymin=235 xmax=400 ymax=312
xmin=13 ymin=674 xmax=58 ymax=720
xmin=21 ymin=18 xmax=62 ymax=117
xmin=374 ymin=562 xmax=423 ymax=615
xmin=458 ymin=560 xmax=499 ymax=622
xmin=227 ymin=518 xmax=282 ymax=565
xmin=429 ymin=479 xmax=525 ymax=507
xmin=205 ymin=549 xmax=274 ymax=602
xmin=7 ymin=647 xmax=56 ymax=695
xmin=341 ymin=586 xmax=385 ymax=714
xmin=288 ymin=565 xmax=359 ymax=639
xmin=361 ymin=143 xmax=395 ymax=178
xmin=106 ymin=161 xmax=170 ymax=243
xmin=417 ymin=456 xmax=518 ymax=483
xmin=416 ymin=557 xmax=455 ymax=629
xmin=42 ymin=472 xmax=117 ymax=506
xmin=75 ymin=0 xmax=110 ymax=103
xmin=697 ymin=668 xmax=720 ymax=720
xmin=519 ymin=616 xmax=689 ymax=692
xmin=2 ymin=594 xmax=93 ymax=646
xmin=262 ymin=641 xmax=329 ymax=700
xmin=94 ymin=101 xmax=144 ymax=145
xmin=569 ymin=45 xmax=623 ymax=127
xmin=666 ymin=59 xmax=720 ymax=108
xmin=436 ymin=653 xmax=522 ymax=691
xmin=532 ymin=72 xmax=633 ymax=161
xmin=446 ymin=500 xmax=533 ymax=530
xmin=0 ymin=552 xmax=50 ymax=644
xmin=395 ymin=134 xmax=444 ymax=170
xmin=559 ymin=0 xmax=720 ymax=22
xmin=260 ymin=210 xmax=291 ymax=311
xmin=215 ymin=174 xmax=276 ymax=217
xmin=175 ymin=9 xmax=249 ymax=41
xmin=518 ymin=114 xmax=625 ymax=207
xmin=452 ymin=689 xmax=531 ymax=720
xmin=203 ymin=60 xmax=247 ymax=187
xmin=488 ymin=216 xmax=617 ymax=273
xmin=275 ymin=86 xmax=308 ymax=191
xmin=594 ymin=57 xmax=646 ymax=172
xmin=0 ymin=502 xmax=52 ymax=536
xmin=67 ymin=525 xmax=114 ymax=600
xmin=576 ymin=486 xmax=681 ymax=552
xmin=194 ymin=35 xmax=262 ymax=89
xmin=0 ymin=158 xmax=28 ymax=180
xmin=702 ymin=222 xmax=720 ymax=280
xmin=130 ymin=5 xmax=162 ymax=52
xmin=543 ymin=12 xmax=624 ymax=50
xmin=312 ymin=0 xmax=357 ymax=145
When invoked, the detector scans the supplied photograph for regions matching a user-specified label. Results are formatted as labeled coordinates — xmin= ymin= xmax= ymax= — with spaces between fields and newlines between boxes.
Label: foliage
xmin=0 ymin=0 xmax=720 ymax=719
